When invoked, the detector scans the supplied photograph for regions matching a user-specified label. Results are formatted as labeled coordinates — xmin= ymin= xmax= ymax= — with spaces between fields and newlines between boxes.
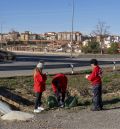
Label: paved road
xmin=0 ymin=53 xmax=120 ymax=77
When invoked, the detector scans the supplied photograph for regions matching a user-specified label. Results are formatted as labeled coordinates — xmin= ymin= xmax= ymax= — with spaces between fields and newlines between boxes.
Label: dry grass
xmin=0 ymin=67 xmax=120 ymax=111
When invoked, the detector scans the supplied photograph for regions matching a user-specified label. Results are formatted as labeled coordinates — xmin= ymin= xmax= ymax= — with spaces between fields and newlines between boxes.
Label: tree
xmin=92 ymin=21 xmax=110 ymax=54
xmin=82 ymin=41 xmax=101 ymax=54
xmin=9 ymin=29 xmax=20 ymax=46
xmin=107 ymin=42 xmax=119 ymax=54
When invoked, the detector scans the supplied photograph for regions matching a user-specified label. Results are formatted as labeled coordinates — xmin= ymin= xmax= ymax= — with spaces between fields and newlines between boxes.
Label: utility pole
xmin=70 ymin=0 xmax=74 ymax=58
xmin=0 ymin=23 xmax=3 ymax=49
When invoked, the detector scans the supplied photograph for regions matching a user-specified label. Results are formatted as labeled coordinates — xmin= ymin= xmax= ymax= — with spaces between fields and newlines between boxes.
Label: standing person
xmin=33 ymin=62 xmax=47 ymax=113
xmin=52 ymin=73 xmax=68 ymax=107
xmin=85 ymin=59 xmax=103 ymax=111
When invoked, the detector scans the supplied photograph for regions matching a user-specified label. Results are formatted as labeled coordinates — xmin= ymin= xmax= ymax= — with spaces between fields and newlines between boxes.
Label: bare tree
xmin=9 ymin=29 xmax=20 ymax=47
xmin=92 ymin=21 xmax=110 ymax=54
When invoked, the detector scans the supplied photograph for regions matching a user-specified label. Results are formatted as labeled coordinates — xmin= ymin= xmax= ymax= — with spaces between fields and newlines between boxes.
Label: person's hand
xmin=45 ymin=72 xmax=48 ymax=75
xmin=85 ymin=74 xmax=89 ymax=79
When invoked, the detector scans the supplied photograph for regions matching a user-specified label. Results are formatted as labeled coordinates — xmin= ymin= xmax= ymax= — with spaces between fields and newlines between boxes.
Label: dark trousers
xmin=35 ymin=92 xmax=42 ymax=109
xmin=92 ymin=85 xmax=103 ymax=109
xmin=55 ymin=92 xmax=65 ymax=103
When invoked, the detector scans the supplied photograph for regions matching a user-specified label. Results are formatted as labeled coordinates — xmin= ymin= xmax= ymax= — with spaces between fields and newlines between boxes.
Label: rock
xmin=0 ymin=101 xmax=12 ymax=114
xmin=1 ymin=111 xmax=34 ymax=121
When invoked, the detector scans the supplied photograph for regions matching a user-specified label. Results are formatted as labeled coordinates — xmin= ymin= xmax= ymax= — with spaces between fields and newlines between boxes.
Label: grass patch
xmin=0 ymin=67 xmax=120 ymax=110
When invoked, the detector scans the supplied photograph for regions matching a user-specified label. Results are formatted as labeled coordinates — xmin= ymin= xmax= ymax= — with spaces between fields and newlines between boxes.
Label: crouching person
xmin=85 ymin=59 xmax=103 ymax=111
xmin=33 ymin=62 xmax=47 ymax=113
xmin=52 ymin=73 xmax=68 ymax=107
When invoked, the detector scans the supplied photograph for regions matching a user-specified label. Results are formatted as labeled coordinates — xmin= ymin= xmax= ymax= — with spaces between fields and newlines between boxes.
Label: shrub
xmin=107 ymin=42 xmax=119 ymax=54
xmin=82 ymin=41 xmax=101 ymax=54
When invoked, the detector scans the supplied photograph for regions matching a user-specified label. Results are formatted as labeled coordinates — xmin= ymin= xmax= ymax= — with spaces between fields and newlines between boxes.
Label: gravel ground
xmin=0 ymin=108 xmax=120 ymax=129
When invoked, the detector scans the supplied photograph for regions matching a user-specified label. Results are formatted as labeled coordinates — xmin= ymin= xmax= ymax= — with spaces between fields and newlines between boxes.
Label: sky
xmin=0 ymin=0 xmax=120 ymax=35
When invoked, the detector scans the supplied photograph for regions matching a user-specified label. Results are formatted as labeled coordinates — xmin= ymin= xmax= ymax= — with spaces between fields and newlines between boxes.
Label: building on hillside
xmin=38 ymin=34 xmax=46 ymax=40
xmin=44 ymin=32 xmax=57 ymax=41
xmin=29 ymin=34 xmax=38 ymax=40
xmin=8 ymin=31 xmax=20 ymax=41
xmin=20 ymin=31 xmax=31 ymax=41
xmin=57 ymin=32 xmax=82 ymax=42
xmin=95 ymin=35 xmax=120 ymax=48
xmin=0 ymin=34 xmax=2 ymax=41
xmin=104 ymin=35 xmax=120 ymax=48
xmin=82 ymin=35 xmax=92 ymax=46
xmin=0 ymin=33 xmax=9 ymax=43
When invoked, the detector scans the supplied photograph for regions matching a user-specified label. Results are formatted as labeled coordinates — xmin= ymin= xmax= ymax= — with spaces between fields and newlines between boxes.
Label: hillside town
xmin=0 ymin=31 xmax=120 ymax=53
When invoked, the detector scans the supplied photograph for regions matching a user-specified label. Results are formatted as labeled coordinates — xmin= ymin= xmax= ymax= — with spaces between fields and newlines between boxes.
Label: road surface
xmin=0 ymin=53 xmax=120 ymax=77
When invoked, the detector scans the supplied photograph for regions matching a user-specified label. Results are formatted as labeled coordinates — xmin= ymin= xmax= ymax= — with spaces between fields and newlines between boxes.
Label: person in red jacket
xmin=85 ymin=59 xmax=103 ymax=111
xmin=52 ymin=73 xmax=68 ymax=107
xmin=33 ymin=62 xmax=47 ymax=113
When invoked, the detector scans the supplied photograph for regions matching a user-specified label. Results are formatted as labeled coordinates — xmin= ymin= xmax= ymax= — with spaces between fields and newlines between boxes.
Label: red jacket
xmin=52 ymin=73 xmax=67 ymax=93
xmin=34 ymin=72 xmax=47 ymax=93
xmin=87 ymin=65 xmax=102 ymax=86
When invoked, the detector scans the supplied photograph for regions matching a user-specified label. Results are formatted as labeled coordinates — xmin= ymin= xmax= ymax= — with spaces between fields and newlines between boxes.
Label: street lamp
xmin=70 ymin=0 xmax=75 ymax=58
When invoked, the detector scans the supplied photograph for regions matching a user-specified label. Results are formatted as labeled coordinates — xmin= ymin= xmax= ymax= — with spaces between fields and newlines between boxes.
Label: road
xmin=0 ymin=53 xmax=120 ymax=77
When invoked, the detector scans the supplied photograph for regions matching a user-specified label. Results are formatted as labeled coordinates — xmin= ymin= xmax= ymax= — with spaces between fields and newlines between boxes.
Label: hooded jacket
xmin=52 ymin=73 xmax=67 ymax=93
xmin=34 ymin=71 xmax=47 ymax=93
xmin=87 ymin=65 xmax=102 ymax=86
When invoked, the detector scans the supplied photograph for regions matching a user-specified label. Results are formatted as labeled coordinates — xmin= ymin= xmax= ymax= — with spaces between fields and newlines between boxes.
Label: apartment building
xmin=44 ymin=32 xmax=57 ymax=41
xmin=104 ymin=35 xmax=120 ymax=48
xmin=29 ymin=34 xmax=39 ymax=40
xmin=57 ymin=32 xmax=82 ymax=42
xmin=8 ymin=31 xmax=20 ymax=41
xmin=20 ymin=32 xmax=49 ymax=41
xmin=0 ymin=33 xmax=9 ymax=43
xmin=20 ymin=31 xmax=31 ymax=41
xmin=96 ymin=35 xmax=120 ymax=48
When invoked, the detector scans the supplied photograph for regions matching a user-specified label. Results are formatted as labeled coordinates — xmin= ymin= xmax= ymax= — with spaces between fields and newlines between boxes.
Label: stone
xmin=1 ymin=111 xmax=34 ymax=121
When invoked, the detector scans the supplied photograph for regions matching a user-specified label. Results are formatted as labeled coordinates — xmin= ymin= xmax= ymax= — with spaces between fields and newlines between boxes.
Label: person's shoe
xmin=58 ymin=101 xmax=64 ymax=108
xmin=38 ymin=106 xmax=45 ymax=111
xmin=60 ymin=104 xmax=64 ymax=108
xmin=91 ymin=108 xmax=101 ymax=111
xmin=100 ymin=107 xmax=103 ymax=110
xmin=34 ymin=109 xmax=41 ymax=113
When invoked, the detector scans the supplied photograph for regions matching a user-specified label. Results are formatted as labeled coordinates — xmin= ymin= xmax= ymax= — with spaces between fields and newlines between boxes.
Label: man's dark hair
xmin=90 ymin=59 xmax=98 ymax=65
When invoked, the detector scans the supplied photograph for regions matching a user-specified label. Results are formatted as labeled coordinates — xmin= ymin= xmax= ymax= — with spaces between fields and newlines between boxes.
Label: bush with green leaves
xmin=82 ymin=41 xmax=101 ymax=54
xmin=107 ymin=42 xmax=119 ymax=54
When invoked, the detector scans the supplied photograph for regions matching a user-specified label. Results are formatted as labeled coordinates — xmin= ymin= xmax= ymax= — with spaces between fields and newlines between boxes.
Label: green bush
xmin=82 ymin=41 xmax=101 ymax=54
xmin=107 ymin=42 xmax=119 ymax=54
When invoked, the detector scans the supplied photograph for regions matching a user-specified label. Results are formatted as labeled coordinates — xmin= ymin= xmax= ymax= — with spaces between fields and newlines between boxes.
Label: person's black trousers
xmin=55 ymin=91 xmax=65 ymax=103
xmin=92 ymin=85 xmax=103 ymax=109
xmin=35 ymin=92 xmax=42 ymax=109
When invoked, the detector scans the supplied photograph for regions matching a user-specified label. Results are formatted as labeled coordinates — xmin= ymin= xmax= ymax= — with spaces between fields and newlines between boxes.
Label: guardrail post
xmin=70 ymin=64 xmax=74 ymax=74
xmin=113 ymin=61 xmax=116 ymax=71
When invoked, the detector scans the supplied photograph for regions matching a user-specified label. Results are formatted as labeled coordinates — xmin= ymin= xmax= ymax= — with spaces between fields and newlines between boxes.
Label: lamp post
xmin=70 ymin=0 xmax=75 ymax=58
